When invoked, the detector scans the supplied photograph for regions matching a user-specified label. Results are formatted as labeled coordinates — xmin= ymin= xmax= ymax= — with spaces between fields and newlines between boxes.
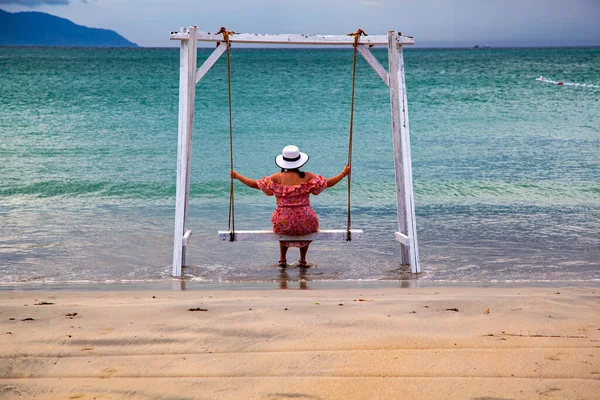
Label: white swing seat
xmin=218 ymin=229 xmax=363 ymax=242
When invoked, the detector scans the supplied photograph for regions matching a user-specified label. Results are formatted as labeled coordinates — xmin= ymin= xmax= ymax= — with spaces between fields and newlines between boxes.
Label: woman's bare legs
xmin=299 ymin=243 xmax=310 ymax=265
xmin=279 ymin=241 xmax=310 ymax=266
xmin=278 ymin=241 xmax=288 ymax=266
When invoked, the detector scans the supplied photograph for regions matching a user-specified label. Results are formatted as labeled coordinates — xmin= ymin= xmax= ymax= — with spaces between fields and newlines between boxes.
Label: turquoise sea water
xmin=0 ymin=46 xmax=599 ymax=285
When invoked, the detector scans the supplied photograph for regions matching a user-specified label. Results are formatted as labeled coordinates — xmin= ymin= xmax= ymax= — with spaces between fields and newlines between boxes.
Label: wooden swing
xmin=170 ymin=27 xmax=420 ymax=277
xmin=215 ymin=27 xmax=365 ymax=244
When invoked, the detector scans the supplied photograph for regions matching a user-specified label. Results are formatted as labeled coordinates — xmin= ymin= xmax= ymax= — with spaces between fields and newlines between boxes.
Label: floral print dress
xmin=256 ymin=175 xmax=328 ymax=248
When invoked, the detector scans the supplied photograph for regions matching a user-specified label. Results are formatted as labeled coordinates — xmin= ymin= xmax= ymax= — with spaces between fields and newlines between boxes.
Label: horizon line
xmin=2 ymin=44 xmax=599 ymax=50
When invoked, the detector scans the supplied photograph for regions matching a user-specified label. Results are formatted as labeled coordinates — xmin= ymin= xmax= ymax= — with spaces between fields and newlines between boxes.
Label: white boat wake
xmin=536 ymin=76 xmax=599 ymax=88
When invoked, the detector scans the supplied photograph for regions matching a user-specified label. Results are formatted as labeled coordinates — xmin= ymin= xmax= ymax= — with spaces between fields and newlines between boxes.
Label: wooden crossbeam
xmin=196 ymin=43 xmax=228 ymax=84
xmin=394 ymin=232 xmax=410 ymax=246
xmin=170 ymin=30 xmax=414 ymax=46
xmin=218 ymin=229 xmax=364 ymax=242
xmin=182 ymin=230 xmax=192 ymax=246
xmin=357 ymin=45 xmax=389 ymax=87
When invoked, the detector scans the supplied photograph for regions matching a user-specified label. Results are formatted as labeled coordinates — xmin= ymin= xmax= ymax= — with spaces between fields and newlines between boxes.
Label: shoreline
xmin=1 ymin=278 xmax=599 ymax=292
xmin=1 ymin=286 xmax=598 ymax=399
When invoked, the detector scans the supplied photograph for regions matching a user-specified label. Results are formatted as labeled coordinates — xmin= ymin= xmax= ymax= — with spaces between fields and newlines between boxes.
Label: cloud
xmin=0 ymin=0 xmax=70 ymax=5
xmin=363 ymin=1 xmax=380 ymax=5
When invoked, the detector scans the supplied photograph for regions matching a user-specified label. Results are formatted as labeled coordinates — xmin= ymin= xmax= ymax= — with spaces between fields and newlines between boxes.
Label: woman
xmin=230 ymin=145 xmax=350 ymax=267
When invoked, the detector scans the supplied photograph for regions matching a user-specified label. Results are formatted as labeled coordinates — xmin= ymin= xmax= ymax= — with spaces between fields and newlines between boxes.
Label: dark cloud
xmin=0 ymin=0 xmax=70 ymax=5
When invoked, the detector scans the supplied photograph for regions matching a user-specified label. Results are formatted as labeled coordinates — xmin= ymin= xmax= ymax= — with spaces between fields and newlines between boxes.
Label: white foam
xmin=536 ymin=76 xmax=600 ymax=88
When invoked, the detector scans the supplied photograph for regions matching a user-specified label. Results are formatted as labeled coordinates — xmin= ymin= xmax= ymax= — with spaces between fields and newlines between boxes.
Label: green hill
xmin=0 ymin=9 xmax=138 ymax=47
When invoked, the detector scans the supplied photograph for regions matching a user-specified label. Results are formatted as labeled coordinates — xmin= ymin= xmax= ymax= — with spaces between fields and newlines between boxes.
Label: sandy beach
xmin=0 ymin=285 xmax=598 ymax=399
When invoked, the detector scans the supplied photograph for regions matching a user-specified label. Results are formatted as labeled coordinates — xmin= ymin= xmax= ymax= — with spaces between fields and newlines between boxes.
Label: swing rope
xmin=346 ymin=28 xmax=367 ymax=241
xmin=217 ymin=26 xmax=237 ymax=242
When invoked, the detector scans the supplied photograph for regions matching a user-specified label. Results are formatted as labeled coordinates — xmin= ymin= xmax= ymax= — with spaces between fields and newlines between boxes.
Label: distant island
xmin=0 ymin=9 xmax=137 ymax=47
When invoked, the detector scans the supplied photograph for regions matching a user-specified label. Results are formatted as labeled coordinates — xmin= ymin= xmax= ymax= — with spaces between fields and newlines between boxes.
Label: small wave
xmin=0 ymin=180 xmax=233 ymax=199
xmin=535 ymin=76 xmax=599 ymax=88
xmin=415 ymin=180 xmax=600 ymax=206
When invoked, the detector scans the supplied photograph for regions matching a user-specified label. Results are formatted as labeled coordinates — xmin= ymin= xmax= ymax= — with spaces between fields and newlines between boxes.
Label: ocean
xmin=0 ymin=46 xmax=598 ymax=286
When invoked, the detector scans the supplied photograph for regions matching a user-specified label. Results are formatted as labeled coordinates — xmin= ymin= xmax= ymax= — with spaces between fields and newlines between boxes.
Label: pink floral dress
xmin=256 ymin=175 xmax=328 ymax=248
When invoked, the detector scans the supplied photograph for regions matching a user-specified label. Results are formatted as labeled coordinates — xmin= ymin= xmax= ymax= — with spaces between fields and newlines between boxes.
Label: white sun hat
xmin=275 ymin=145 xmax=309 ymax=169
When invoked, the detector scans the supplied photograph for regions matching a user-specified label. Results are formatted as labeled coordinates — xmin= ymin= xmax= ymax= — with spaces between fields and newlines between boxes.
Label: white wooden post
xmin=388 ymin=31 xmax=420 ymax=273
xmin=172 ymin=26 xmax=198 ymax=277
xmin=398 ymin=37 xmax=420 ymax=273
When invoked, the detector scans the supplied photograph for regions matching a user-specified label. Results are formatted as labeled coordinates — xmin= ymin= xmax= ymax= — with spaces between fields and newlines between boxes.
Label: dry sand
xmin=0 ymin=286 xmax=598 ymax=399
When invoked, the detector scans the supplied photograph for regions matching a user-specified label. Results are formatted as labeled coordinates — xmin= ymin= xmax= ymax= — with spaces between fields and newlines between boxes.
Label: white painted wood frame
xmin=388 ymin=31 xmax=420 ymax=273
xmin=170 ymin=31 xmax=415 ymax=46
xmin=172 ymin=26 xmax=197 ymax=278
xmin=218 ymin=229 xmax=364 ymax=242
xmin=170 ymin=27 xmax=420 ymax=276
xmin=356 ymin=45 xmax=390 ymax=87
xmin=195 ymin=43 xmax=228 ymax=84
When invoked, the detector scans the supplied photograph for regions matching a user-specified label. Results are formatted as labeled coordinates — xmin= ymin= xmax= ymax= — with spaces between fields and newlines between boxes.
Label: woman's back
xmin=272 ymin=171 xmax=316 ymax=186
xmin=229 ymin=144 xmax=350 ymax=266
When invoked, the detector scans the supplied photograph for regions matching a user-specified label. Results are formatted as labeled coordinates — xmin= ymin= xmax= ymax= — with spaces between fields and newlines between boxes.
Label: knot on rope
xmin=347 ymin=28 xmax=368 ymax=47
xmin=216 ymin=26 xmax=236 ymax=46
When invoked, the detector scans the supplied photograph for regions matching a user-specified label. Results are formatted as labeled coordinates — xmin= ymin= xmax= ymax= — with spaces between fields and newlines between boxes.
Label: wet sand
xmin=0 ymin=286 xmax=598 ymax=399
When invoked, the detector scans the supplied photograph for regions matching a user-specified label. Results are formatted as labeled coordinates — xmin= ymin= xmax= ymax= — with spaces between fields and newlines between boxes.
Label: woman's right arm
xmin=230 ymin=170 xmax=259 ymax=189
xmin=327 ymin=164 xmax=351 ymax=188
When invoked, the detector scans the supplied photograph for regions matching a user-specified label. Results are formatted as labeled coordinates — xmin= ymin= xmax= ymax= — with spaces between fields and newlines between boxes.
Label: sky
xmin=1 ymin=0 xmax=599 ymax=48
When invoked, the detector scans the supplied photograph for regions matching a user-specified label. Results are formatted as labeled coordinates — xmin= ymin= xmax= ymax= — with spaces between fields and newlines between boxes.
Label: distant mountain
xmin=0 ymin=9 xmax=138 ymax=47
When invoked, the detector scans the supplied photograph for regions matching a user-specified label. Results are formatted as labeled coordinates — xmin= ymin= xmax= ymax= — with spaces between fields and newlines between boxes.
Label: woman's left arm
xmin=326 ymin=164 xmax=351 ymax=188
xmin=230 ymin=170 xmax=259 ymax=189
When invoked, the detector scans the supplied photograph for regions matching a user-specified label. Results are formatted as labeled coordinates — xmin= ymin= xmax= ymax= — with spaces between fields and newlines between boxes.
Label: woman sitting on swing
xmin=230 ymin=145 xmax=351 ymax=267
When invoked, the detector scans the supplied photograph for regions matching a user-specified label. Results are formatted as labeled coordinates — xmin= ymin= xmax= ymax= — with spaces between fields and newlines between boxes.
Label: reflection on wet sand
xmin=279 ymin=266 xmax=309 ymax=290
